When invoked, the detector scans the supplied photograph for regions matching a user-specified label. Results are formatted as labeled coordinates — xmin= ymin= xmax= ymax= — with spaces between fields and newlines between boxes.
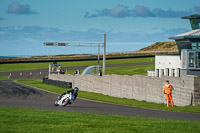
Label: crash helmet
xmin=74 ymin=87 xmax=79 ymax=94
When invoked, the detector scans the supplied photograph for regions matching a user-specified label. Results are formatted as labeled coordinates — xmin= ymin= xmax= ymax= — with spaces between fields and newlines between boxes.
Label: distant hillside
xmin=134 ymin=41 xmax=178 ymax=54
xmin=107 ymin=41 xmax=178 ymax=57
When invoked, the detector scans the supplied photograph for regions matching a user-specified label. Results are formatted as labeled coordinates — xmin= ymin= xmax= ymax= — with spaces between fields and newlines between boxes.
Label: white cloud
xmin=7 ymin=2 xmax=39 ymax=15
xmin=84 ymin=4 xmax=195 ymax=18
xmin=0 ymin=25 xmax=190 ymax=43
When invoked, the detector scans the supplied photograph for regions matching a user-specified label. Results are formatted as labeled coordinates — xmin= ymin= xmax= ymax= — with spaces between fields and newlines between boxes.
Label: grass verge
xmin=0 ymin=57 xmax=154 ymax=72
xmin=6 ymin=78 xmax=200 ymax=113
xmin=65 ymin=64 xmax=155 ymax=75
xmin=106 ymin=64 xmax=154 ymax=75
xmin=0 ymin=106 xmax=200 ymax=133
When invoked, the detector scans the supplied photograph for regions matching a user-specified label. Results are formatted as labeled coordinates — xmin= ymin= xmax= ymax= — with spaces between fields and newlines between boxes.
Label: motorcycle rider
xmin=67 ymin=87 xmax=79 ymax=101
xmin=58 ymin=87 xmax=79 ymax=101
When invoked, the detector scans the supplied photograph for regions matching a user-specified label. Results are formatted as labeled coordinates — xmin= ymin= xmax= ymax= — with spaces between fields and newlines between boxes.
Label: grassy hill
xmin=106 ymin=41 xmax=178 ymax=57
xmin=0 ymin=41 xmax=178 ymax=62
xmin=133 ymin=41 xmax=178 ymax=55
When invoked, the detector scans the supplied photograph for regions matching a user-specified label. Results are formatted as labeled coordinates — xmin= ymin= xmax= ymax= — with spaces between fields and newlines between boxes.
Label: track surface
xmin=0 ymin=62 xmax=154 ymax=79
xmin=1 ymin=80 xmax=200 ymax=121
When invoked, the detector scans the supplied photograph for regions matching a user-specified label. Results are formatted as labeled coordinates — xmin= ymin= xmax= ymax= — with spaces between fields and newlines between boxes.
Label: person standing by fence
xmin=163 ymin=80 xmax=174 ymax=107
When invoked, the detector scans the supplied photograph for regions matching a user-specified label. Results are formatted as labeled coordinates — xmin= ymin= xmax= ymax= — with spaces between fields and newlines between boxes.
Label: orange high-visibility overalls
xmin=163 ymin=83 xmax=174 ymax=107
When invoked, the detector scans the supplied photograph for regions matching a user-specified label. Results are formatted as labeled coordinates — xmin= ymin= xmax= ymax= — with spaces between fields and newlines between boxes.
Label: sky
xmin=0 ymin=0 xmax=200 ymax=56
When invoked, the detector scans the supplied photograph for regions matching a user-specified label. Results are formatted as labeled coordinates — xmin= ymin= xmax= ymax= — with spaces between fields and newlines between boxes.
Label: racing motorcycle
xmin=54 ymin=87 xmax=79 ymax=107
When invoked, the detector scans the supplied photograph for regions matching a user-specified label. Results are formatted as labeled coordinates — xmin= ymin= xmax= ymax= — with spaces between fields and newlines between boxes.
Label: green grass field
xmin=106 ymin=64 xmax=154 ymax=75
xmin=0 ymin=57 xmax=154 ymax=72
xmin=0 ymin=106 xmax=200 ymax=133
xmin=65 ymin=64 xmax=155 ymax=75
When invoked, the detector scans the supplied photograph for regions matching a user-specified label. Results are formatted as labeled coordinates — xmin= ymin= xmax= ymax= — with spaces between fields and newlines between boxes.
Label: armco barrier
xmin=49 ymin=74 xmax=200 ymax=106
xmin=43 ymin=78 xmax=72 ymax=88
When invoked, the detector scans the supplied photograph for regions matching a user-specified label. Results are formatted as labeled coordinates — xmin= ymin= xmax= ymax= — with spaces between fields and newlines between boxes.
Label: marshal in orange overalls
xmin=163 ymin=81 xmax=174 ymax=107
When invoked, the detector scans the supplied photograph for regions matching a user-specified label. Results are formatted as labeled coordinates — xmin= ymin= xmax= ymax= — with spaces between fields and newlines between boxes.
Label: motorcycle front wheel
xmin=54 ymin=100 xmax=59 ymax=106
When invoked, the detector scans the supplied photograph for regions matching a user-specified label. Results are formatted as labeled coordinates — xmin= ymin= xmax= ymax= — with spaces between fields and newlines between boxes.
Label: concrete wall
xmin=194 ymin=76 xmax=200 ymax=104
xmin=49 ymin=74 xmax=200 ymax=106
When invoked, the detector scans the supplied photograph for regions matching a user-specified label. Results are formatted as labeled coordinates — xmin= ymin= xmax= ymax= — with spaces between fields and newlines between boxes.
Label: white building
xmin=152 ymin=14 xmax=200 ymax=77
xmin=155 ymin=55 xmax=181 ymax=77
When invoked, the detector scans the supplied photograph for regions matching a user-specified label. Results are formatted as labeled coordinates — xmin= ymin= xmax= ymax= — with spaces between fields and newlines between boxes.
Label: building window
xmin=188 ymin=51 xmax=200 ymax=68
xmin=198 ymin=43 xmax=200 ymax=49
xmin=190 ymin=19 xmax=200 ymax=30
xmin=192 ymin=43 xmax=197 ymax=49
xmin=189 ymin=52 xmax=195 ymax=68
xmin=182 ymin=50 xmax=200 ymax=69
xmin=197 ymin=52 xmax=200 ymax=68
xmin=191 ymin=42 xmax=200 ymax=50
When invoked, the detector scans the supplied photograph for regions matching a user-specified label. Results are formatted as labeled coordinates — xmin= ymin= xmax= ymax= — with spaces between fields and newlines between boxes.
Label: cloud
xmin=0 ymin=25 xmax=190 ymax=43
xmin=84 ymin=4 xmax=194 ymax=18
xmin=7 ymin=2 xmax=39 ymax=15
xmin=134 ymin=5 xmax=155 ymax=17
xmin=0 ymin=26 xmax=59 ymax=41
xmin=106 ymin=28 xmax=189 ymax=42
xmin=0 ymin=25 xmax=191 ymax=56
xmin=85 ymin=4 xmax=133 ymax=18
xmin=0 ymin=26 xmax=105 ymax=43
xmin=152 ymin=8 xmax=192 ymax=18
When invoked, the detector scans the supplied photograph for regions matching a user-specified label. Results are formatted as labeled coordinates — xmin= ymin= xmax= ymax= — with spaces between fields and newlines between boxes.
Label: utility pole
xmin=103 ymin=34 xmax=106 ymax=75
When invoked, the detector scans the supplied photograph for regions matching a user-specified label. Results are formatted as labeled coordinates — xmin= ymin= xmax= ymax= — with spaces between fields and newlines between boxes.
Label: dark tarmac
xmin=0 ymin=62 xmax=154 ymax=79
xmin=1 ymin=80 xmax=200 ymax=121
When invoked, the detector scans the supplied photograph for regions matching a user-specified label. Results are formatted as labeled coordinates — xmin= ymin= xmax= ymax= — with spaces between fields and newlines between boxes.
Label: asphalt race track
xmin=0 ymin=62 xmax=154 ymax=79
xmin=1 ymin=80 xmax=200 ymax=121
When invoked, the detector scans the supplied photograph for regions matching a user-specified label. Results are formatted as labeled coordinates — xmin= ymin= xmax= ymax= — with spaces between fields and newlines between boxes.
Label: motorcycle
xmin=54 ymin=87 xmax=79 ymax=107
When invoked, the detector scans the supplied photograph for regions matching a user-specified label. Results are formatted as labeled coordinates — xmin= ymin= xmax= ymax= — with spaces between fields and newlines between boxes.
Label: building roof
xmin=169 ymin=29 xmax=200 ymax=40
xmin=181 ymin=14 xmax=200 ymax=19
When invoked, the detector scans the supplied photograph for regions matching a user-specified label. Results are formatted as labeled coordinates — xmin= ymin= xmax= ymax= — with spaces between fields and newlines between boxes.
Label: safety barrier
xmin=43 ymin=78 xmax=72 ymax=88
xmin=49 ymin=74 xmax=200 ymax=106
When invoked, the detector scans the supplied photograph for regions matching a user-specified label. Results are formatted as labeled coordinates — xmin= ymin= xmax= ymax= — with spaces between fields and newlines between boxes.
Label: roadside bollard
xmin=8 ymin=73 xmax=11 ymax=79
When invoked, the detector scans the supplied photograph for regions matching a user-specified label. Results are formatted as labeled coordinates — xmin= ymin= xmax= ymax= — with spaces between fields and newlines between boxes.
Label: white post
xmin=103 ymin=34 xmax=106 ymax=75
xmin=159 ymin=69 xmax=163 ymax=77
xmin=72 ymin=76 xmax=75 ymax=89
xmin=175 ymin=68 xmax=180 ymax=77
xmin=164 ymin=68 xmax=169 ymax=76
xmin=98 ymin=43 xmax=100 ymax=75
xmin=169 ymin=69 xmax=172 ymax=76
xmin=49 ymin=64 xmax=51 ymax=75
xmin=169 ymin=69 xmax=175 ymax=77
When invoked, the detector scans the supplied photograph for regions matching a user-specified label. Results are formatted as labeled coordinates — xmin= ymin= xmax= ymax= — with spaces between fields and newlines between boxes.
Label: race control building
xmin=155 ymin=14 xmax=200 ymax=77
